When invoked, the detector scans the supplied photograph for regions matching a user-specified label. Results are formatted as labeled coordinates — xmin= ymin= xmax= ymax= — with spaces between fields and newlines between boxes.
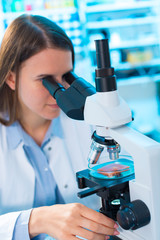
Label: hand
xmin=29 ymin=203 xmax=119 ymax=240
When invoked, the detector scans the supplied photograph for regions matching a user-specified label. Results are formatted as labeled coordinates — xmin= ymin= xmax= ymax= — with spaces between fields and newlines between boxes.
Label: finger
xmin=79 ymin=216 xmax=117 ymax=236
xmin=73 ymin=226 xmax=107 ymax=240
xmin=80 ymin=206 xmax=116 ymax=229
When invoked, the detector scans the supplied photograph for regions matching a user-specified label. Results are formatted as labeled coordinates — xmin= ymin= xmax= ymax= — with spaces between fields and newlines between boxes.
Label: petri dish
xmin=88 ymin=155 xmax=134 ymax=180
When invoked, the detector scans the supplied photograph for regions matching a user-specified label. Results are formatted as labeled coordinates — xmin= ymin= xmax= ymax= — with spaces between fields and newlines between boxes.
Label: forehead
xmin=20 ymin=48 xmax=73 ymax=76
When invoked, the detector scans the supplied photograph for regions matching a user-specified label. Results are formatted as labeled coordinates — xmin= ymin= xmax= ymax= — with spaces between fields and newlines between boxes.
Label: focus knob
xmin=117 ymin=200 xmax=151 ymax=230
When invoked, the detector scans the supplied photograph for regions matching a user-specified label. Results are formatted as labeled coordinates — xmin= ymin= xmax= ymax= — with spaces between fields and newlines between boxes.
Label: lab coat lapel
xmin=0 ymin=141 xmax=35 ymax=213
xmin=48 ymin=113 xmax=93 ymax=203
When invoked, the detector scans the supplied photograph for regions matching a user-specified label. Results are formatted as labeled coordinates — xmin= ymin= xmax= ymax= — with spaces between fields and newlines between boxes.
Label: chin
xmin=46 ymin=111 xmax=61 ymax=120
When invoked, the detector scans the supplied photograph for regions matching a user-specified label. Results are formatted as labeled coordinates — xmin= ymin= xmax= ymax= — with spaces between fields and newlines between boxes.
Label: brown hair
xmin=0 ymin=14 xmax=74 ymax=125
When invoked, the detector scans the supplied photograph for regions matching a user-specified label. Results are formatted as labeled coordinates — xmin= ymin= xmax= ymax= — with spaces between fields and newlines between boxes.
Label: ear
xmin=6 ymin=72 xmax=16 ymax=90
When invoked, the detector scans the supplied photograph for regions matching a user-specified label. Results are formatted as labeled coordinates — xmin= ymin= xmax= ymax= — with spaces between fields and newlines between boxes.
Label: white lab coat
xmin=0 ymin=112 xmax=101 ymax=239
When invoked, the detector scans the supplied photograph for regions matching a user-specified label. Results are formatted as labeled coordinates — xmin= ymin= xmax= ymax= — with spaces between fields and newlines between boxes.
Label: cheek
xmin=18 ymin=81 xmax=49 ymax=107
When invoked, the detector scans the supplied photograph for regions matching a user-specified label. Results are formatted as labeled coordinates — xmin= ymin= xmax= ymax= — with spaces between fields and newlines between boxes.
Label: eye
xmin=42 ymin=75 xmax=56 ymax=83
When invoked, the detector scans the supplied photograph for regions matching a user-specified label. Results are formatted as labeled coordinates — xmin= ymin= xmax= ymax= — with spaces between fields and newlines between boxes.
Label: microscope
xmin=42 ymin=39 xmax=160 ymax=240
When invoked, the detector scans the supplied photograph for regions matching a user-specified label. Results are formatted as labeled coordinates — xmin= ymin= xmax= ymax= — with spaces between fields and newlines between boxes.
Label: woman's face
xmin=17 ymin=48 xmax=73 ymax=121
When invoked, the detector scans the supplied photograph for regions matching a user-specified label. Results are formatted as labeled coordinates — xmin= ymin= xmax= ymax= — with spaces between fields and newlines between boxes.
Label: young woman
xmin=0 ymin=14 xmax=119 ymax=240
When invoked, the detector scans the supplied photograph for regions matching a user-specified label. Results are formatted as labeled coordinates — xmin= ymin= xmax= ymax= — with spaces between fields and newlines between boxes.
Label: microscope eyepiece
xmin=95 ymin=39 xmax=117 ymax=92
xmin=95 ymin=39 xmax=111 ymax=69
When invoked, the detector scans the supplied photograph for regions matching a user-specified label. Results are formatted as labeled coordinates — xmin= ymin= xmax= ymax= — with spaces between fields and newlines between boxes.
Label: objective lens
xmin=107 ymin=144 xmax=121 ymax=160
xmin=87 ymin=140 xmax=104 ymax=164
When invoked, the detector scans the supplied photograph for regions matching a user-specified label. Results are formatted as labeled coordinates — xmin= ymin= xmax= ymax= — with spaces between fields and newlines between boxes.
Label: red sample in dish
xmin=97 ymin=163 xmax=130 ymax=177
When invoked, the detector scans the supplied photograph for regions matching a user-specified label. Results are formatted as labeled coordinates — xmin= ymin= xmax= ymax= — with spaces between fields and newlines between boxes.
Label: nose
xmin=56 ymin=76 xmax=69 ymax=89
xmin=56 ymin=76 xmax=63 ymax=85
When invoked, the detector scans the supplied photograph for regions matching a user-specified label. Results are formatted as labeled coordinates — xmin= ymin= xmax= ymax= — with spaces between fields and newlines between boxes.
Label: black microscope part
xmin=63 ymin=71 xmax=77 ymax=85
xmin=76 ymin=167 xmax=133 ymax=221
xmin=95 ymin=39 xmax=117 ymax=92
xmin=77 ymin=169 xmax=151 ymax=231
xmin=117 ymin=199 xmax=151 ymax=230
xmin=42 ymin=76 xmax=65 ymax=98
xmin=92 ymin=131 xmax=119 ymax=146
xmin=95 ymin=39 xmax=111 ymax=68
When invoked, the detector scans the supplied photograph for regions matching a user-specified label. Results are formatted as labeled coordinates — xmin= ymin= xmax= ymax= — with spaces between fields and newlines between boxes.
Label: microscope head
xmin=84 ymin=39 xmax=132 ymax=127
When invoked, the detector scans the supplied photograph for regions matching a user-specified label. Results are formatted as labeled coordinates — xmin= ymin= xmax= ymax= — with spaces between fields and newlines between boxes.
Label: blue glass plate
xmin=89 ymin=156 xmax=134 ymax=180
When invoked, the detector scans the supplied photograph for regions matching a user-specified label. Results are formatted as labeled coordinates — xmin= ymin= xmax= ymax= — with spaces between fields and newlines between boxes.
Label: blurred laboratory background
xmin=0 ymin=0 xmax=160 ymax=141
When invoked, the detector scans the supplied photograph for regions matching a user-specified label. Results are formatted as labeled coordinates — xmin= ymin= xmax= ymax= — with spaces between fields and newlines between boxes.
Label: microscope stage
xmin=77 ymin=168 xmax=135 ymax=189
xmin=76 ymin=168 xmax=135 ymax=199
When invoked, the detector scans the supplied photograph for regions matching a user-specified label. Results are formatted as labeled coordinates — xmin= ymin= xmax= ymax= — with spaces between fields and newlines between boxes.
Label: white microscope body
xmin=84 ymin=88 xmax=160 ymax=240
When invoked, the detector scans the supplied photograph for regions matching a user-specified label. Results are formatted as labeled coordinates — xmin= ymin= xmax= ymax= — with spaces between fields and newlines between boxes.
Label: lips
xmin=47 ymin=103 xmax=59 ymax=108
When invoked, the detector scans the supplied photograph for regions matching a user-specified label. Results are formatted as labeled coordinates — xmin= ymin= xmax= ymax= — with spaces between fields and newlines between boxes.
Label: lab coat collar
xmin=6 ymin=121 xmax=23 ymax=149
xmin=6 ymin=114 xmax=64 ymax=150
